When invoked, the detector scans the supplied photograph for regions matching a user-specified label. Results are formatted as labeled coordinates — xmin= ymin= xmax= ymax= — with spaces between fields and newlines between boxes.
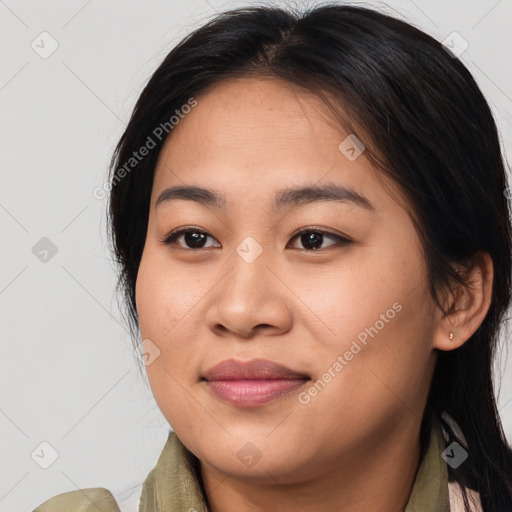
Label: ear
xmin=433 ymin=251 xmax=494 ymax=351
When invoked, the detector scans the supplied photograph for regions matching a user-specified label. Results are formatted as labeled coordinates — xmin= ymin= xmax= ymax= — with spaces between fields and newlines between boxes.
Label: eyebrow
xmin=155 ymin=183 xmax=375 ymax=212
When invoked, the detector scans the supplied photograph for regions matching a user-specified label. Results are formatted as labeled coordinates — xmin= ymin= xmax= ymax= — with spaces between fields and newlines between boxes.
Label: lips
xmin=202 ymin=358 xmax=310 ymax=407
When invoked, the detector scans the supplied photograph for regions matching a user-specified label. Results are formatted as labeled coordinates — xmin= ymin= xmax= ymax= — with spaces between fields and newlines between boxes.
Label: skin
xmin=135 ymin=77 xmax=493 ymax=511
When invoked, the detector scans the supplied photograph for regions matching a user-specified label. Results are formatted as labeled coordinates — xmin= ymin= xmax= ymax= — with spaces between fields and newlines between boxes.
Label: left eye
xmin=159 ymin=227 xmax=350 ymax=251
xmin=288 ymin=229 xmax=350 ymax=250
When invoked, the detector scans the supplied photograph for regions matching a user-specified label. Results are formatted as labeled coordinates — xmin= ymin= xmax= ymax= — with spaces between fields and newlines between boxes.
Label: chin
xmin=203 ymin=450 xmax=311 ymax=484
xmin=190 ymin=432 xmax=313 ymax=480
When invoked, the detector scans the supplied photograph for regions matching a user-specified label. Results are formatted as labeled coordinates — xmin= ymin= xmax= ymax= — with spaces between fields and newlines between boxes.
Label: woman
xmin=33 ymin=3 xmax=512 ymax=511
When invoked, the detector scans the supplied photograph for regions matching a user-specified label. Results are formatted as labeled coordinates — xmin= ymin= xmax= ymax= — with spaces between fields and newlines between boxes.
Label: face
xmin=135 ymin=77 xmax=439 ymax=483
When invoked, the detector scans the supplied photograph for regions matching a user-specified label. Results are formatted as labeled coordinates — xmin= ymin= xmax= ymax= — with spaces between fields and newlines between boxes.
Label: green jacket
xmin=31 ymin=414 xmax=474 ymax=511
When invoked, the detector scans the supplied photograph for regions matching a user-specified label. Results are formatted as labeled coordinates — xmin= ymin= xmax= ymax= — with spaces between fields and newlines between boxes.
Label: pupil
xmin=185 ymin=232 xmax=205 ymax=248
xmin=302 ymin=232 xmax=322 ymax=250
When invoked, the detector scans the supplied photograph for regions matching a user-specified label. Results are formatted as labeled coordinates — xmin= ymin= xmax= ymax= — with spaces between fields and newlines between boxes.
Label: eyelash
xmin=158 ymin=226 xmax=352 ymax=251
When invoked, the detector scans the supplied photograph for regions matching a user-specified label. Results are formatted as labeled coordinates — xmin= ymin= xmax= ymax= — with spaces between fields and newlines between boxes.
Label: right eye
xmin=159 ymin=227 xmax=221 ymax=250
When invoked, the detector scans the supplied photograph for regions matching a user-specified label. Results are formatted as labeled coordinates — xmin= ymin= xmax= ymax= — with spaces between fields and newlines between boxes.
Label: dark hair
xmin=107 ymin=4 xmax=512 ymax=510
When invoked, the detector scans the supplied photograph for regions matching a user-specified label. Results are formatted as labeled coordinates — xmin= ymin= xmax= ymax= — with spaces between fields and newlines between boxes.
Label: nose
xmin=205 ymin=245 xmax=293 ymax=340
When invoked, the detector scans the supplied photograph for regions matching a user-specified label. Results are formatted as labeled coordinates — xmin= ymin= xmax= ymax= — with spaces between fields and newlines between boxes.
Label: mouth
xmin=202 ymin=358 xmax=311 ymax=407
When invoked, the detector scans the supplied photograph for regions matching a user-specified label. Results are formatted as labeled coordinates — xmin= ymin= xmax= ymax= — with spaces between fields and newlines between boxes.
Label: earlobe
xmin=432 ymin=251 xmax=494 ymax=352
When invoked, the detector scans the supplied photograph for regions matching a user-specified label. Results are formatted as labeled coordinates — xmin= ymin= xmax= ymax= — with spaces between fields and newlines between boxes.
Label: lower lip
xmin=206 ymin=379 xmax=309 ymax=407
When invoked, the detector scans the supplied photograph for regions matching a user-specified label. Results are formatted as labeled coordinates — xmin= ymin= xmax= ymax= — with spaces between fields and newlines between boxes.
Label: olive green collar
xmin=405 ymin=413 xmax=451 ymax=511
xmin=140 ymin=416 xmax=450 ymax=511
xmin=139 ymin=430 xmax=209 ymax=512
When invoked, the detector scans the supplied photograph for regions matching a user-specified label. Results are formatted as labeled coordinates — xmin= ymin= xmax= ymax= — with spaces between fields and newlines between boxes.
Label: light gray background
xmin=1 ymin=0 xmax=511 ymax=510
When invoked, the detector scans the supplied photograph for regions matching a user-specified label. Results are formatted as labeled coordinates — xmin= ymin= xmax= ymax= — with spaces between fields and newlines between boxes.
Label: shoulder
xmin=31 ymin=487 xmax=121 ymax=512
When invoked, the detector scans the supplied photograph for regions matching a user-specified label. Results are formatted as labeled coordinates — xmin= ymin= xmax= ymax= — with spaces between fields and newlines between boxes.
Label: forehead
xmin=151 ymin=77 xmax=400 ymax=214
xmin=158 ymin=77 xmax=345 ymax=158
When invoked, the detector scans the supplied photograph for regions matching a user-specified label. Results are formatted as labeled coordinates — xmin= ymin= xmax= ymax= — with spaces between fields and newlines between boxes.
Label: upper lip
xmin=202 ymin=358 xmax=310 ymax=381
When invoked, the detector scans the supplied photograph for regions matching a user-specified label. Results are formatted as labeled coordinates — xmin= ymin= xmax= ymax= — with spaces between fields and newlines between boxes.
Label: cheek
xmin=298 ymin=298 xmax=433 ymax=448
xmin=292 ymin=252 xmax=413 ymax=351
xmin=300 ymin=245 xmax=434 ymax=409
xmin=135 ymin=249 xmax=212 ymax=398
xmin=135 ymin=253 xmax=201 ymax=427
xmin=135 ymin=248 xmax=207 ymax=341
